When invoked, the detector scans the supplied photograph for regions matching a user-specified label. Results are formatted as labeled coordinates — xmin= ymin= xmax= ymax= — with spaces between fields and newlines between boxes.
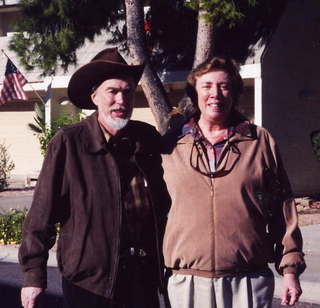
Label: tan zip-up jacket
xmin=162 ymin=121 xmax=306 ymax=277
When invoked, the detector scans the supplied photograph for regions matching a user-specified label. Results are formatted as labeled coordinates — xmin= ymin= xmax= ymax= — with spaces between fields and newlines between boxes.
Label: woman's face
xmin=195 ymin=70 xmax=234 ymax=124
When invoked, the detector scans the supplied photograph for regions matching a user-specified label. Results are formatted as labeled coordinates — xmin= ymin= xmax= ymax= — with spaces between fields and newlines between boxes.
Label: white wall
xmin=0 ymin=110 xmax=43 ymax=180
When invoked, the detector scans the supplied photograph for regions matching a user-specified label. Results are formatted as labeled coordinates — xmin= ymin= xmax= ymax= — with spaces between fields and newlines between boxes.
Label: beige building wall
xmin=0 ymin=102 xmax=43 ymax=182
xmin=0 ymin=99 xmax=159 ymax=182
xmin=262 ymin=0 xmax=320 ymax=195
xmin=132 ymin=107 xmax=156 ymax=127
xmin=0 ymin=76 xmax=257 ymax=182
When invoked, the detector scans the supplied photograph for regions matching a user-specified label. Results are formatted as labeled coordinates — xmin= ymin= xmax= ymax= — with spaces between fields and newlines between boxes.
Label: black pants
xmin=62 ymin=257 xmax=160 ymax=308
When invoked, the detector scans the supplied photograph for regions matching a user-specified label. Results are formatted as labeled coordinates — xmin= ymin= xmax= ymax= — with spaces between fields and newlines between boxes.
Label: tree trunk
xmin=193 ymin=7 xmax=215 ymax=68
xmin=176 ymin=5 xmax=215 ymax=122
xmin=124 ymin=0 xmax=172 ymax=134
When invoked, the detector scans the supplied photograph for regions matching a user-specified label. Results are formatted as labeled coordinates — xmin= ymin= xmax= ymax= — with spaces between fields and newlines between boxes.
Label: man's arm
xmin=19 ymin=131 xmax=67 ymax=296
xmin=21 ymin=287 xmax=43 ymax=308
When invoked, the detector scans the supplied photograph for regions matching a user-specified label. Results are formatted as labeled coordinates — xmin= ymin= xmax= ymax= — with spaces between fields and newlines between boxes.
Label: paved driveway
xmin=0 ymin=194 xmax=33 ymax=213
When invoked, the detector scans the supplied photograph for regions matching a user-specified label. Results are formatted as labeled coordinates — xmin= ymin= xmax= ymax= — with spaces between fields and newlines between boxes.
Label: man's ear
xmin=91 ymin=91 xmax=98 ymax=107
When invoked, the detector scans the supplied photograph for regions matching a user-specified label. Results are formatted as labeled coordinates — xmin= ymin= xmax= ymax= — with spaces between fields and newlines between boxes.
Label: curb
xmin=0 ymin=244 xmax=57 ymax=267
xmin=273 ymin=275 xmax=320 ymax=304
xmin=1 ymin=245 xmax=319 ymax=304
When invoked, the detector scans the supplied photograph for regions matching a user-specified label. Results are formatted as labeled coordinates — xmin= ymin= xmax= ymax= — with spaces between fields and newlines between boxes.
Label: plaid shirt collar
xmin=181 ymin=119 xmax=234 ymax=146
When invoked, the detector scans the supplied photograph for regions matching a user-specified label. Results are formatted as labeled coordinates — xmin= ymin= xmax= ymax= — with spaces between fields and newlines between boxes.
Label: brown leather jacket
xmin=19 ymin=112 xmax=170 ymax=298
xmin=162 ymin=121 xmax=306 ymax=277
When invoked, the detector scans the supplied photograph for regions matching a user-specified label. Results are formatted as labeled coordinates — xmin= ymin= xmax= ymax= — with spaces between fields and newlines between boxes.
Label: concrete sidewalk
xmin=272 ymin=224 xmax=320 ymax=304
xmin=0 ymin=224 xmax=319 ymax=305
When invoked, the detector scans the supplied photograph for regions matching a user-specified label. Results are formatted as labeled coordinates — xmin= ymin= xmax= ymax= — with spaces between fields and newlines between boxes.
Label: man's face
xmin=91 ymin=77 xmax=135 ymax=133
xmin=195 ymin=70 xmax=234 ymax=124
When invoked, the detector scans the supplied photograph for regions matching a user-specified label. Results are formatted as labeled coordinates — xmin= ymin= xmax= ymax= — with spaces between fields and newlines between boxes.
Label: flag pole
xmin=1 ymin=49 xmax=10 ymax=59
xmin=1 ymin=49 xmax=47 ymax=104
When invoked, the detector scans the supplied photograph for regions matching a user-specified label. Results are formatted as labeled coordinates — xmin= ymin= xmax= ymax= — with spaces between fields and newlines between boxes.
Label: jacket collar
xmin=229 ymin=121 xmax=257 ymax=143
xmin=82 ymin=113 xmax=145 ymax=155
xmin=83 ymin=112 xmax=109 ymax=153
xmin=178 ymin=120 xmax=256 ymax=145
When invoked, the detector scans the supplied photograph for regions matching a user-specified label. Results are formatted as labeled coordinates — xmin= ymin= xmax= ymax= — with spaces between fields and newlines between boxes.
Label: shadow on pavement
xmin=0 ymin=261 xmax=318 ymax=308
xmin=0 ymin=282 xmax=63 ymax=308
xmin=272 ymin=298 xmax=320 ymax=308
xmin=0 ymin=262 xmax=63 ymax=308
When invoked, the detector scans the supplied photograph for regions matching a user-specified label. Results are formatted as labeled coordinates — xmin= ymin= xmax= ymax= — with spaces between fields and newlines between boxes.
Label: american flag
xmin=0 ymin=59 xmax=28 ymax=105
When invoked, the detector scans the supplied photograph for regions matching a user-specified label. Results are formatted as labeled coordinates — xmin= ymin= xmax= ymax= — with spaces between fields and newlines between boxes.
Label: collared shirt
xmin=100 ymin=124 xmax=155 ymax=254
xmin=182 ymin=121 xmax=233 ymax=172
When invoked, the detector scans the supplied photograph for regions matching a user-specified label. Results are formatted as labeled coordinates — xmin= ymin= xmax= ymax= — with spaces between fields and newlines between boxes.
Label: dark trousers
xmin=62 ymin=257 xmax=160 ymax=308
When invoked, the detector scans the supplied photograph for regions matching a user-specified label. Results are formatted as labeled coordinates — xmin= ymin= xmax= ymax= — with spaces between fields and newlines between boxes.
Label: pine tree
xmin=10 ymin=0 xmax=287 ymax=133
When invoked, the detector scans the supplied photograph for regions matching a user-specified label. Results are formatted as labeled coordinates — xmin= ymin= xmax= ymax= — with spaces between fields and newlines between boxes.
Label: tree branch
xmin=125 ymin=0 xmax=172 ymax=134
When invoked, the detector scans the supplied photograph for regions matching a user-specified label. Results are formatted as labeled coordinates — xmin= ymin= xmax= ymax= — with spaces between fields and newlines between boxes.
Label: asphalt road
xmin=0 ymin=191 xmax=319 ymax=307
xmin=0 ymin=261 xmax=319 ymax=308
xmin=0 ymin=262 xmax=62 ymax=308
xmin=0 ymin=194 xmax=33 ymax=213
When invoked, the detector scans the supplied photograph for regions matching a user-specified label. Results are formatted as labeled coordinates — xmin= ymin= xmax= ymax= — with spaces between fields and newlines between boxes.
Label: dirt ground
xmin=298 ymin=212 xmax=320 ymax=226
xmin=0 ymin=188 xmax=34 ymax=197
xmin=296 ymin=197 xmax=320 ymax=226
xmin=1 ymin=188 xmax=320 ymax=226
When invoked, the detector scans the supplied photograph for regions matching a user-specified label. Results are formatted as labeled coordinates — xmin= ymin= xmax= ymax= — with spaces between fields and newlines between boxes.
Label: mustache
xmin=110 ymin=106 xmax=126 ymax=112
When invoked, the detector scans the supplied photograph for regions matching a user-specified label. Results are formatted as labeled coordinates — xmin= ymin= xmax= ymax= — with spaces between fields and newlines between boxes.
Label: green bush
xmin=29 ymin=103 xmax=85 ymax=155
xmin=38 ymin=113 xmax=85 ymax=155
xmin=0 ymin=208 xmax=27 ymax=245
xmin=0 ymin=209 xmax=60 ymax=245
xmin=0 ymin=142 xmax=15 ymax=191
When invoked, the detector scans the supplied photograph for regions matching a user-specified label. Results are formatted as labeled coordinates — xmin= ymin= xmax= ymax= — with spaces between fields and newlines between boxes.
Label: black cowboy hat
xmin=68 ymin=48 xmax=144 ymax=109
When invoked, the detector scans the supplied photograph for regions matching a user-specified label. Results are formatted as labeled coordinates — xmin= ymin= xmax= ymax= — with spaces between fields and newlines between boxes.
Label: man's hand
xmin=281 ymin=273 xmax=302 ymax=306
xmin=21 ymin=287 xmax=43 ymax=308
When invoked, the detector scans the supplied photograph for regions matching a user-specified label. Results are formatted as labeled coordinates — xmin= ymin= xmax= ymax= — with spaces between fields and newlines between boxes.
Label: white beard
xmin=105 ymin=115 xmax=129 ymax=131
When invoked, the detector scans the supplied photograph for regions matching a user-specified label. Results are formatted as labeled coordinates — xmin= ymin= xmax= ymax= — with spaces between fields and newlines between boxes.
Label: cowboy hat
xmin=68 ymin=48 xmax=144 ymax=109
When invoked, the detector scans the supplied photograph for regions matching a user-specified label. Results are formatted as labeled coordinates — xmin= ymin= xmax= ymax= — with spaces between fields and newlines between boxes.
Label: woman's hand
xmin=281 ymin=273 xmax=302 ymax=306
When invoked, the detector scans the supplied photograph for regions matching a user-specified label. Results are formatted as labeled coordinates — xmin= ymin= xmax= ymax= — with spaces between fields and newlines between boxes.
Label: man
xmin=19 ymin=48 xmax=169 ymax=308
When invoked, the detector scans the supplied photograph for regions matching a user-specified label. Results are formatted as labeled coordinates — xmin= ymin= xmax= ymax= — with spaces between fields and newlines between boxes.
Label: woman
xmin=162 ymin=57 xmax=306 ymax=308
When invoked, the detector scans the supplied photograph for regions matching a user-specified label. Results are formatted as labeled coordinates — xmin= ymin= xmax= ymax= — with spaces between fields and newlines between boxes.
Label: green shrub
xmin=0 ymin=142 xmax=15 ymax=191
xmin=0 ymin=208 xmax=27 ymax=245
xmin=0 ymin=208 xmax=60 ymax=245
xmin=38 ymin=113 xmax=85 ymax=155
xmin=29 ymin=103 xmax=85 ymax=155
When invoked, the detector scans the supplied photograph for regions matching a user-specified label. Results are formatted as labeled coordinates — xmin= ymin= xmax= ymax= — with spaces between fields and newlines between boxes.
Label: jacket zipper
xmin=210 ymin=175 xmax=215 ymax=273
xmin=136 ymin=158 xmax=164 ymax=293
xmin=211 ymin=139 xmax=231 ymax=274
xmin=106 ymin=152 xmax=122 ymax=299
